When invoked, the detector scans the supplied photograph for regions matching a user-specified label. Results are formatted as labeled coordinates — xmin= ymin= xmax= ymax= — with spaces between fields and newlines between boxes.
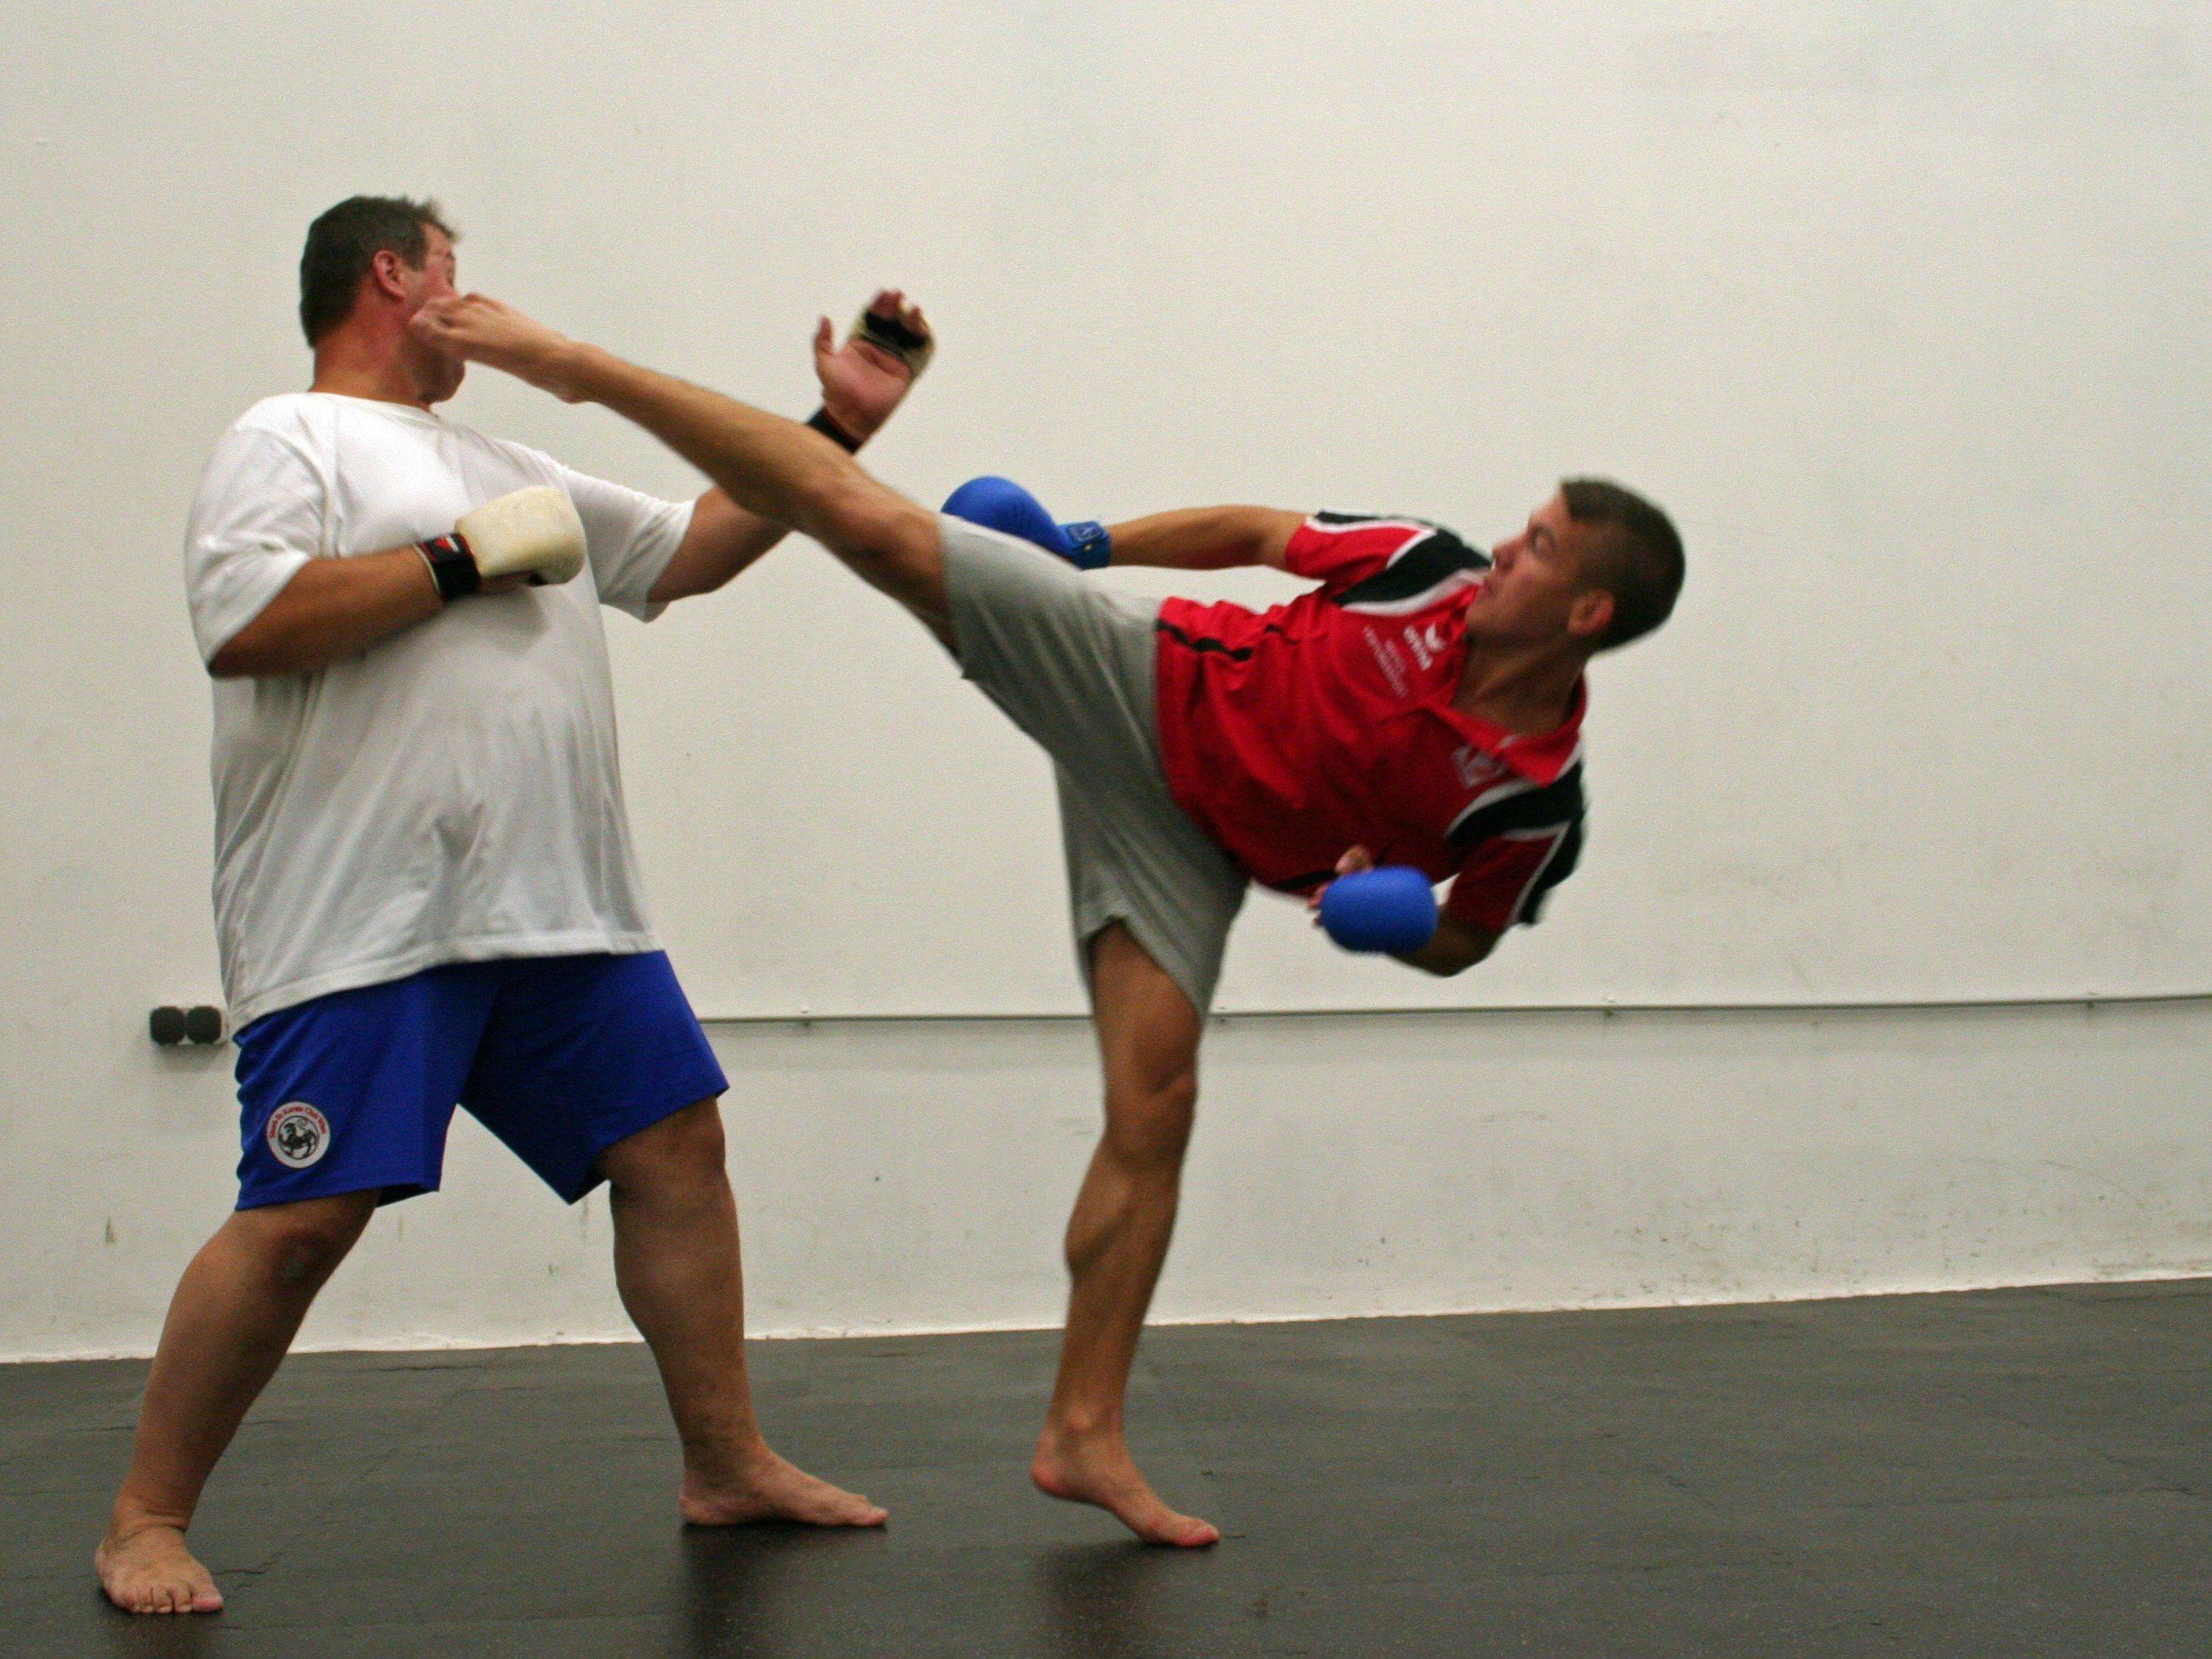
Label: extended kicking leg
xmin=1031 ymin=922 xmax=1219 ymax=1548
xmin=412 ymin=295 xmax=953 ymax=638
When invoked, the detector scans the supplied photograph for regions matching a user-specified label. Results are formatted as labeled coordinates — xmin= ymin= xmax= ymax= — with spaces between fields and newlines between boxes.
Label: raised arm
xmin=1098 ymin=506 xmax=1305 ymax=572
xmin=647 ymin=291 xmax=934 ymax=603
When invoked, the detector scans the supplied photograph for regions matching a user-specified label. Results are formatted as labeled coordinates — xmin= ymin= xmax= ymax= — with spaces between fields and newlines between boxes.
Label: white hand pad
xmin=457 ymin=486 xmax=587 ymax=585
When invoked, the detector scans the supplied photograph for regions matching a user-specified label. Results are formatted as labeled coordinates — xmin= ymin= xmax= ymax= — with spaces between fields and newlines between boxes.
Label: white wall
xmin=6 ymin=2 xmax=2212 ymax=1020
xmin=7 ymin=997 xmax=2208 ymax=1361
xmin=4 ymin=2 xmax=2211 ymax=1360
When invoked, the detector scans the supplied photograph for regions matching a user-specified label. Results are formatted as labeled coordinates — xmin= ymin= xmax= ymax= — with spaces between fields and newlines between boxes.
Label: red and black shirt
xmin=1152 ymin=513 xmax=1586 ymax=936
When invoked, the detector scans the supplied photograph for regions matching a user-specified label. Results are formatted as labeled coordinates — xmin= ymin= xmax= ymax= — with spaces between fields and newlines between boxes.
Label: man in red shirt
xmin=415 ymin=293 xmax=1684 ymax=1549
xmin=1150 ymin=508 xmax=1597 ymax=940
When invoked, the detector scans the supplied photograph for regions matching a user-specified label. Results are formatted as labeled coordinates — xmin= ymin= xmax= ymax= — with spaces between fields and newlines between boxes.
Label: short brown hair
xmin=1561 ymin=477 xmax=1684 ymax=650
xmin=298 ymin=195 xmax=456 ymax=346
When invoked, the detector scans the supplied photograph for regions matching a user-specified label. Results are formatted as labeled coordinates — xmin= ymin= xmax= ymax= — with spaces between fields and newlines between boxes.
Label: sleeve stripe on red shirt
xmin=1501 ymin=820 xmax=1580 ymax=926
xmin=1447 ymin=765 xmax=1584 ymax=847
xmin=1444 ymin=814 xmax=1585 ymax=931
xmin=1445 ymin=768 xmax=1586 ymax=931
xmin=1331 ymin=525 xmax=1491 ymax=618
xmin=1311 ymin=511 xmax=1433 ymax=531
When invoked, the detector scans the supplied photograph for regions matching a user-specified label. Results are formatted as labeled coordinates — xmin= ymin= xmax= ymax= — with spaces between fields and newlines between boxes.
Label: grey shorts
xmin=941 ymin=516 xmax=1247 ymax=1015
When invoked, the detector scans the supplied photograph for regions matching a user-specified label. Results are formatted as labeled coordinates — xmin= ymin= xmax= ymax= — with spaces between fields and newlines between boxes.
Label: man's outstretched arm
xmin=413 ymin=294 xmax=951 ymax=628
xmin=1098 ymin=507 xmax=1304 ymax=571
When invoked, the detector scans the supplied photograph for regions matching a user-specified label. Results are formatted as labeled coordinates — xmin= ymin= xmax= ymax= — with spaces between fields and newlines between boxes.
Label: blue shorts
xmin=231 ymin=952 xmax=728 ymax=1211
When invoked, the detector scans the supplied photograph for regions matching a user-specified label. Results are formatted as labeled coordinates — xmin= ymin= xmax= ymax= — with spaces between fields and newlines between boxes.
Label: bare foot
xmin=95 ymin=1522 xmax=224 ymax=1615
xmin=679 ymin=1449 xmax=886 ymax=1528
xmin=1032 ymin=1425 xmax=1220 ymax=1547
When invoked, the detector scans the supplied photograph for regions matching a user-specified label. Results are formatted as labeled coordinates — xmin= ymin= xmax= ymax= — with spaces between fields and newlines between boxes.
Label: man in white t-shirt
xmin=97 ymin=195 xmax=936 ymax=1616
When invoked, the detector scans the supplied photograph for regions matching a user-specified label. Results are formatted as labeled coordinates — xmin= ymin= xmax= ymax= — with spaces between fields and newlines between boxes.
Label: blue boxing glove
xmin=942 ymin=476 xmax=1113 ymax=570
xmin=1319 ymin=867 xmax=1439 ymax=954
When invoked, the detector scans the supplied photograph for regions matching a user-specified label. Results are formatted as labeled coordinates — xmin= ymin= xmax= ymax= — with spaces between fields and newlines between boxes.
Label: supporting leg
xmin=1031 ymin=922 xmax=1219 ymax=1547
xmin=597 ymin=1099 xmax=886 ymax=1528
xmin=96 ymin=1190 xmax=380 ymax=1613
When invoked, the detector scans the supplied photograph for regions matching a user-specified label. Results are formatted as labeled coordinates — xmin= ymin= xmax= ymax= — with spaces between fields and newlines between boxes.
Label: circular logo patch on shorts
xmin=266 ymin=1102 xmax=332 ymax=1168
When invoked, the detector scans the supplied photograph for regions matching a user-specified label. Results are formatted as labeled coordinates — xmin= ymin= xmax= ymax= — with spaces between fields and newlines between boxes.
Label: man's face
xmin=395 ymin=227 xmax=464 ymax=402
xmin=1466 ymin=491 xmax=1612 ymax=649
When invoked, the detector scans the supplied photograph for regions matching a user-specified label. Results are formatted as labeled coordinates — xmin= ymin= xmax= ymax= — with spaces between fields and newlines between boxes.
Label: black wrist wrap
xmin=807 ymin=407 xmax=863 ymax=452
xmin=417 ymin=533 xmax=481 ymax=600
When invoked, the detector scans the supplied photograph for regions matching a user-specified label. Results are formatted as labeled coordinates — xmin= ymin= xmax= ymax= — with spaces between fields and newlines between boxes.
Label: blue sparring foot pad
xmin=943 ymin=476 xmax=1073 ymax=559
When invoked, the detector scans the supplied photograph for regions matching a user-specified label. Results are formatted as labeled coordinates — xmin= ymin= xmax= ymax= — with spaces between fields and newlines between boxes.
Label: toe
xmin=1153 ymin=1510 xmax=1219 ymax=1547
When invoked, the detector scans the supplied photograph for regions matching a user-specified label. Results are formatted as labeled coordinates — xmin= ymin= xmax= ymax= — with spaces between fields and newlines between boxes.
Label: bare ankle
xmin=1043 ymin=1407 xmax=1123 ymax=1445
xmin=106 ymin=1503 xmax=192 ymax=1543
xmin=680 ymin=1436 xmax=778 ymax=1489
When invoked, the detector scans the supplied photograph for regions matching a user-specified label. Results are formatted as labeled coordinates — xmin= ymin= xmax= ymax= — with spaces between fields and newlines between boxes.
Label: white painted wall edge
xmin=13 ymin=1266 xmax=2207 ymax=1368
xmin=694 ymin=992 xmax=2212 ymax=1025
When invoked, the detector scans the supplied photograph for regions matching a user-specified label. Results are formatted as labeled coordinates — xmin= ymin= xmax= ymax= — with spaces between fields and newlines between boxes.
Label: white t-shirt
xmin=183 ymin=392 xmax=695 ymax=1029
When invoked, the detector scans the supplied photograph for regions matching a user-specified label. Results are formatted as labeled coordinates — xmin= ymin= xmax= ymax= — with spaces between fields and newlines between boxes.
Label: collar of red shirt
xmin=1432 ymin=672 xmax=1587 ymax=786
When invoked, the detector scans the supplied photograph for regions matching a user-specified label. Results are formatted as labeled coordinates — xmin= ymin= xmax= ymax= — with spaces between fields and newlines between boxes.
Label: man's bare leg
xmin=596 ymin=1099 xmax=886 ymax=1528
xmin=1030 ymin=923 xmax=1218 ymax=1548
xmin=96 ymin=1190 xmax=379 ymax=1613
xmin=411 ymin=295 xmax=952 ymax=634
